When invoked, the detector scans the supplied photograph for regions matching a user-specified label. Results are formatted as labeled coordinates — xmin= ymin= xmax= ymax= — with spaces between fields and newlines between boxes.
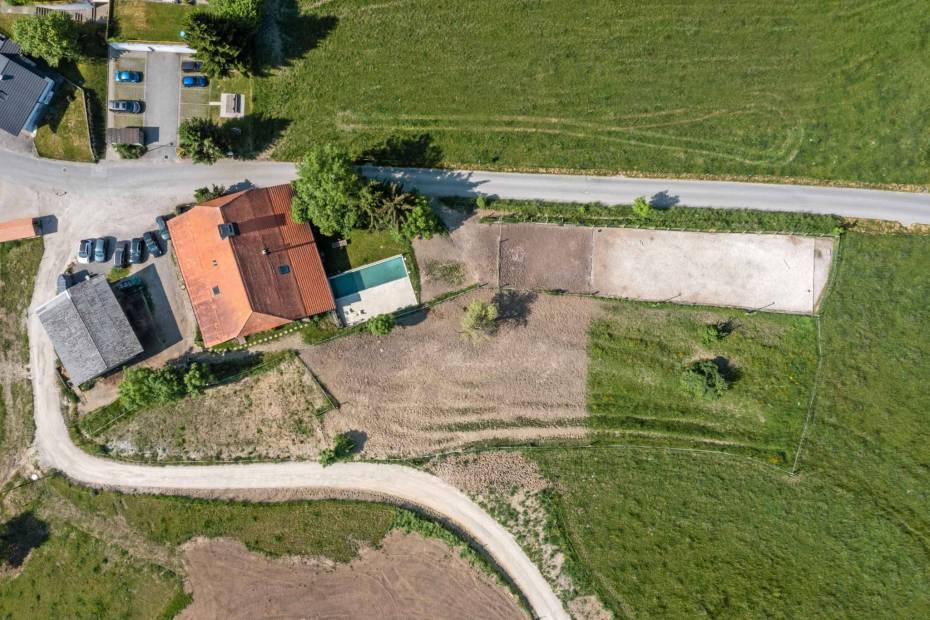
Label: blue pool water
xmin=329 ymin=255 xmax=408 ymax=299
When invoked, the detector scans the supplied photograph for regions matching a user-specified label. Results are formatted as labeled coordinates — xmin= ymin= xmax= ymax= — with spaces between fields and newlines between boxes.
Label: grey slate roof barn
xmin=37 ymin=275 xmax=143 ymax=386
xmin=0 ymin=35 xmax=55 ymax=136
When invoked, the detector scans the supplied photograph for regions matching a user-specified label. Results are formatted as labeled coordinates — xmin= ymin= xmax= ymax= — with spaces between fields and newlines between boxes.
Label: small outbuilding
xmin=0 ymin=217 xmax=39 ymax=243
xmin=37 ymin=275 xmax=143 ymax=385
xmin=106 ymin=127 xmax=144 ymax=146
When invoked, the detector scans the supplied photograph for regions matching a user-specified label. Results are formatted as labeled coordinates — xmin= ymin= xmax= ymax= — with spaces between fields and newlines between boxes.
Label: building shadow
xmin=224 ymin=114 xmax=291 ymax=160
xmin=0 ymin=512 xmax=50 ymax=568
xmin=35 ymin=215 xmax=58 ymax=236
xmin=358 ymin=133 xmax=443 ymax=168
xmin=114 ymin=264 xmax=182 ymax=362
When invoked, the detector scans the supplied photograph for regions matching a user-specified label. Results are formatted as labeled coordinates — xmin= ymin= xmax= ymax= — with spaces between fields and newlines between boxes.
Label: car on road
xmin=182 ymin=75 xmax=208 ymax=88
xmin=143 ymin=231 xmax=164 ymax=257
xmin=108 ymin=100 xmax=144 ymax=114
xmin=129 ymin=237 xmax=144 ymax=264
xmin=155 ymin=215 xmax=170 ymax=242
xmin=181 ymin=60 xmax=203 ymax=73
xmin=93 ymin=238 xmax=107 ymax=262
xmin=77 ymin=239 xmax=93 ymax=263
xmin=56 ymin=273 xmax=71 ymax=294
xmin=114 ymin=70 xmax=142 ymax=83
xmin=113 ymin=241 xmax=128 ymax=268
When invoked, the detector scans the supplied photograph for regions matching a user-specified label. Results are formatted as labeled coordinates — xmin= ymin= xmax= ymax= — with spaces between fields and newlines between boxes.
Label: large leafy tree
xmin=183 ymin=12 xmax=253 ymax=77
xmin=12 ymin=13 xmax=79 ymax=67
xmin=178 ymin=117 xmax=226 ymax=164
xmin=291 ymin=144 xmax=364 ymax=235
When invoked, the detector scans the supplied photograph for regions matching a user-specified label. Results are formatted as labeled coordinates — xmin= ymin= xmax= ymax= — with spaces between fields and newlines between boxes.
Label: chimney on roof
xmin=218 ymin=222 xmax=239 ymax=239
xmin=261 ymin=248 xmax=270 ymax=255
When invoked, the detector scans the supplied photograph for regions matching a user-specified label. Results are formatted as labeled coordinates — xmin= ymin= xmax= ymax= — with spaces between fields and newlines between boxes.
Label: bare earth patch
xmin=303 ymin=290 xmax=601 ymax=458
xmin=98 ymin=356 xmax=330 ymax=461
xmin=178 ymin=531 xmax=526 ymax=620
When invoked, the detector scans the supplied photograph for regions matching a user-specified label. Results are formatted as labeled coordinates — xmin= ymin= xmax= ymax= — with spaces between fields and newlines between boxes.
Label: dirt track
xmin=179 ymin=532 xmax=527 ymax=620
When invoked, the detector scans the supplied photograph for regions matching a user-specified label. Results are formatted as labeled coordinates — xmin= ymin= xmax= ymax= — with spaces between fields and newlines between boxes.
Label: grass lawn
xmin=34 ymin=83 xmax=94 ymax=162
xmin=530 ymin=233 xmax=930 ymax=617
xmin=474 ymin=198 xmax=844 ymax=236
xmin=254 ymin=0 xmax=930 ymax=185
xmin=0 ymin=521 xmax=183 ymax=619
xmin=110 ymin=0 xmax=194 ymax=42
xmin=320 ymin=228 xmax=407 ymax=275
xmin=588 ymin=302 xmax=817 ymax=462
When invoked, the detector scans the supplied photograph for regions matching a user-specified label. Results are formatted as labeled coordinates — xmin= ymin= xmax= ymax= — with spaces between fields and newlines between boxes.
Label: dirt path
xmin=179 ymin=531 xmax=526 ymax=620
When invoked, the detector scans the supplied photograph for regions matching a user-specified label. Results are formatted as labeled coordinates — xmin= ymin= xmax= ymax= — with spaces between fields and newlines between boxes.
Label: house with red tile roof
xmin=167 ymin=184 xmax=335 ymax=348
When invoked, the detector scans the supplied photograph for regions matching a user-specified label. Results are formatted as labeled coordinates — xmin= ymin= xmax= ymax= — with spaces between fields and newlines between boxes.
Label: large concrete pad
xmin=592 ymin=229 xmax=833 ymax=313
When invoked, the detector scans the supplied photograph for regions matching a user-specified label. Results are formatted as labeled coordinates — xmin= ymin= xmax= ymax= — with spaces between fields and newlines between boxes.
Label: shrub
xmin=12 ymin=13 xmax=79 ymax=67
xmin=399 ymin=196 xmax=444 ymax=240
xmin=632 ymin=196 xmax=653 ymax=218
xmin=367 ymin=314 xmax=395 ymax=336
xmin=183 ymin=362 xmax=215 ymax=395
xmin=425 ymin=260 xmax=466 ymax=286
xmin=460 ymin=300 xmax=498 ymax=342
xmin=194 ymin=184 xmax=227 ymax=203
xmin=115 ymin=144 xmax=146 ymax=160
xmin=319 ymin=433 xmax=355 ymax=467
xmin=682 ymin=359 xmax=731 ymax=399
xmin=119 ymin=366 xmax=185 ymax=411
xmin=291 ymin=144 xmax=364 ymax=235
xmin=178 ymin=118 xmax=227 ymax=164
xmin=475 ymin=195 xmax=488 ymax=210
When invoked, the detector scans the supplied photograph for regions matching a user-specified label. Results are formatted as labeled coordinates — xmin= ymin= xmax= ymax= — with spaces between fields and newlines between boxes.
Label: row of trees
xmin=291 ymin=144 xmax=444 ymax=240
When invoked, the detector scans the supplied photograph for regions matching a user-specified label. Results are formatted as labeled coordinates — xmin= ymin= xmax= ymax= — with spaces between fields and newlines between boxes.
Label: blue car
xmin=114 ymin=70 xmax=142 ymax=83
xmin=182 ymin=75 xmax=208 ymax=88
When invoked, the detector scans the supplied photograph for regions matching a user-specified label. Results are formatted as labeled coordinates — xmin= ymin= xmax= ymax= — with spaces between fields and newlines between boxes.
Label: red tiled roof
xmin=168 ymin=185 xmax=335 ymax=347
xmin=0 ymin=217 xmax=37 ymax=242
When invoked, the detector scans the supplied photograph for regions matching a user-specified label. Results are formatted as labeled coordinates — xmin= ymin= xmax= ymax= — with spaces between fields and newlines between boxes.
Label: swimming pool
xmin=328 ymin=255 xmax=409 ymax=300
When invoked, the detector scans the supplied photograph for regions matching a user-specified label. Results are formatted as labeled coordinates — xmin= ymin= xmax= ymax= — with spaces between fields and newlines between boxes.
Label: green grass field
xmin=253 ymin=0 xmax=930 ymax=185
xmin=531 ymin=233 xmax=930 ymax=617
xmin=110 ymin=0 xmax=194 ymax=42
xmin=588 ymin=303 xmax=817 ymax=462
xmin=34 ymin=84 xmax=94 ymax=163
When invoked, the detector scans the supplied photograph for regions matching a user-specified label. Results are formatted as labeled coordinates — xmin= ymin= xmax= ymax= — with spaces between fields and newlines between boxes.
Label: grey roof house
xmin=0 ymin=35 xmax=55 ymax=137
xmin=37 ymin=275 xmax=143 ymax=386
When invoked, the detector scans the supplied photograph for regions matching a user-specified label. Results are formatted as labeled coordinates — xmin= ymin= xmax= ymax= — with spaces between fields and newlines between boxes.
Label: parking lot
xmin=107 ymin=48 xmax=213 ymax=160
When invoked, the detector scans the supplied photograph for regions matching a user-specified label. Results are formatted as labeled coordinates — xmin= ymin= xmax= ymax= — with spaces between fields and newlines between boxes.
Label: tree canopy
xmin=182 ymin=12 xmax=253 ymax=77
xmin=12 ymin=13 xmax=79 ymax=67
xmin=291 ymin=144 xmax=364 ymax=235
xmin=178 ymin=117 xmax=227 ymax=164
xmin=119 ymin=367 xmax=185 ymax=411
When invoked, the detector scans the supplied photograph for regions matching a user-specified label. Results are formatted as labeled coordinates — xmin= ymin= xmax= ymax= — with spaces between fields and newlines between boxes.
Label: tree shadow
xmin=711 ymin=356 xmax=742 ymax=385
xmin=254 ymin=0 xmax=338 ymax=74
xmin=344 ymin=430 xmax=368 ymax=455
xmin=492 ymin=289 xmax=537 ymax=328
xmin=1 ymin=512 xmax=50 ymax=568
xmin=358 ymin=133 xmax=443 ymax=168
xmin=649 ymin=190 xmax=680 ymax=210
xmin=224 ymin=114 xmax=291 ymax=159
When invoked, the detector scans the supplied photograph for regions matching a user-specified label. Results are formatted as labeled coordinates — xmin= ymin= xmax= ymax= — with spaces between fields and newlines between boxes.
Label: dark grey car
xmin=143 ymin=231 xmax=164 ymax=257
xmin=155 ymin=215 xmax=170 ymax=242
xmin=129 ymin=237 xmax=144 ymax=264
xmin=113 ymin=241 xmax=128 ymax=268
xmin=108 ymin=100 xmax=144 ymax=114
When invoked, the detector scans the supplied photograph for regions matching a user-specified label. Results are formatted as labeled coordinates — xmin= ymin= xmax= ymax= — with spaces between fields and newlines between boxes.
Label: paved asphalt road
xmin=6 ymin=146 xmax=929 ymax=620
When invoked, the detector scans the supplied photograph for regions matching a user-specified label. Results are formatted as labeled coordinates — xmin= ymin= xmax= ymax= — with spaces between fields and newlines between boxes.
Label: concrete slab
xmin=335 ymin=278 xmax=418 ymax=326
xmin=591 ymin=228 xmax=833 ymax=313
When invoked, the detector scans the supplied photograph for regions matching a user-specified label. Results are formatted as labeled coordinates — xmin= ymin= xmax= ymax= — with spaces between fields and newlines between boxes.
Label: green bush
xmin=119 ymin=366 xmax=185 ymax=411
xmin=399 ymin=197 xmax=444 ymax=240
xmin=115 ymin=144 xmax=146 ymax=160
xmin=178 ymin=118 xmax=227 ymax=164
xmin=682 ymin=359 xmax=730 ymax=399
xmin=367 ymin=314 xmax=395 ymax=336
xmin=183 ymin=363 xmax=215 ymax=395
xmin=460 ymin=300 xmax=498 ymax=343
xmin=632 ymin=196 xmax=653 ymax=218
xmin=194 ymin=184 xmax=227 ymax=203
xmin=319 ymin=433 xmax=355 ymax=467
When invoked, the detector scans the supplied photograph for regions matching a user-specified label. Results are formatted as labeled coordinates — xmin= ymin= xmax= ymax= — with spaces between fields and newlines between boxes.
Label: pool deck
xmin=335 ymin=277 xmax=418 ymax=326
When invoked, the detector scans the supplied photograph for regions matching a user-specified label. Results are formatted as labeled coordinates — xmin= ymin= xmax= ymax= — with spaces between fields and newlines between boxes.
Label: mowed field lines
xmin=256 ymin=0 xmax=930 ymax=184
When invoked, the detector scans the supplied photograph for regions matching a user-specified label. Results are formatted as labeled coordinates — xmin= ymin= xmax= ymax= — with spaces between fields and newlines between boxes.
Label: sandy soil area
xmin=303 ymin=290 xmax=601 ymax=457
xmin=178 ymin=531 xmax=527 ymax=620
xmin=500 ymin=224 xmax=594 ymax=292
xmin=99 ymin=356 xmax=330 ymax=461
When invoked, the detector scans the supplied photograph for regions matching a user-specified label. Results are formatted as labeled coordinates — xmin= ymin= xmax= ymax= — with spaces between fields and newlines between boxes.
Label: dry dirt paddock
xmin=178 ymin=532 xmax=527 ymax=620
xmin=499 ymin=223 xmax=834 ymax=313
xmin=302 ymin=290 xmax=603 ymax=458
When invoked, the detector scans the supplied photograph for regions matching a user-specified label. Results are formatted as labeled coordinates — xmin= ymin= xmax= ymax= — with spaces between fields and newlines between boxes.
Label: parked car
xmin=93 ymin=238 xmax=107 ymax=262
xmin=181 ymin=60 xmax=203 ymax=73
xmin=182 ymin=75 xmax=208 ymax=88
xmin=108 ymin=100 xmax=144 ymax=114
xmin=155 ymin=215 xmax=170 ymax=242
xmin=129 ymin=237 xmax=144 ymax=264
xmin=77 ymin=239 xmax=93 ymax=263
xmin=114 ymin=70 xmax=142 ymax=83
xmin=56 ymin=273 xmax=71 ymax=294
xmin=143 ymin=231 xmax=164 ymax=257
xmin=113 ymin=241 xmax=128 ymax=268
